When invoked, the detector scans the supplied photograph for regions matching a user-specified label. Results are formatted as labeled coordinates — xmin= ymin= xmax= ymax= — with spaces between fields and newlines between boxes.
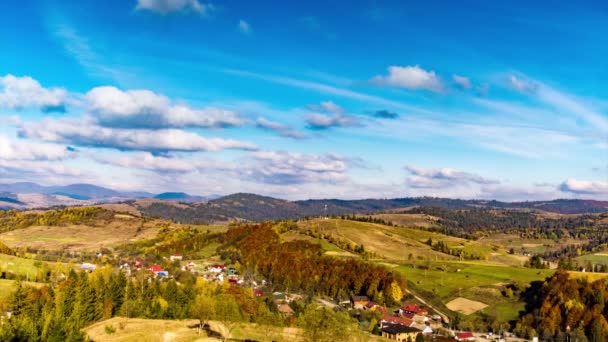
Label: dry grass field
xmin=446 ymin=297 xmax=488 ymax=315
xmin=0 ymin=214 xmax=226 ymax=252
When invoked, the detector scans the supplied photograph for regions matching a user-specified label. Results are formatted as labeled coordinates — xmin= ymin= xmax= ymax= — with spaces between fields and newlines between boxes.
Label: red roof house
xmin=399 ymin=304 xmax=428 ymax=316
xmin=147 ymin=265 xmax=163 ymax=273
xmin=455 ymin=332 xmax=475 ymax=341
xmin=381 ymin=314 xmax=414 ymax=328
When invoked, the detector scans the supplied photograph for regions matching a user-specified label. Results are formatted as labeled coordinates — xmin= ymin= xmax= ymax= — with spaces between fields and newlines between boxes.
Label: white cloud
xmin=0 ymin=74 xmax=67 ymax=111
xmin=86 ymin=86 xmax=243 ymax=129
xmin=405 ymin=165 xmax=499 ymax=189
xmin=307 ymin=100 xmax=344 ymax=114
xmin=306 ymin=112 xmax=360 ymax=130
xmin=508 ymin=75 xmax=537 ymax=93
xmin=560 ymin=178 xmax=608 ymax=195
xmin=18 ymin=118 xmax=257 ymax=153
xmin=370 ymin=65 xmax=443 ymax=92
xmin=135 ymin=0 xmax=213 ymax=15
xmin=256 ymin=117 xmax=306 ymax=139
xmin=240 ymin=151 xmax=351 ymax=185
xmin=223 ymin=68 xmax=429 ymax=114
xmin=238 ymin=20 xmax=251 ymax=34
xmin=453 ymin=74 xmax=472 ymax=89
xmin=94 ymin=152 xmax=196 ymax=173
xmin=0 ymin=135 xmax=73 ymax=161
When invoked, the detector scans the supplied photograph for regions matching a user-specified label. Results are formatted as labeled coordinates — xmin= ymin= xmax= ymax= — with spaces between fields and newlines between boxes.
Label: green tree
xmin=190 ymin=295 xmax=216 ymax=333
xmin=298 ymin=305 xmax=355 ymax=342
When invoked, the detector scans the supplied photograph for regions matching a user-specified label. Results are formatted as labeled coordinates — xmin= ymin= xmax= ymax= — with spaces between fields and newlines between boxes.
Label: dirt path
xmin=404 ymin=288 xmax=450 ymax=323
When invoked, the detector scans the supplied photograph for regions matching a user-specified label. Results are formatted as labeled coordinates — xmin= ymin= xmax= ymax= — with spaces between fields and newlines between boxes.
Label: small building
xmin=209 ymin=264 xmax=225 ymax=273
xmin=147 ymin=265 xmax=163 ymax=273
xmin=455 ymin=332 xmax=476 ymax=341
xmin=400 ymin=304 xmax=428 ymax=317
xmin=254 ymin=289 xmax=264 ymax=297
xmin=170 ymin=254 xmax=183 ymax=262
xmin=156 ymin=271 xmax=169 ymax=277
xmin=381 ymin=314 xmax=414 ymax=328
xmin=351 ymin=295 xmax=370 ymax=309
xmin=381 ymin=323 xmax=421 ymax=341
xmin=412 ymin=323 xmax=433 ymax=335
xmin=278 ymin=303 xmax=294 ymax=317
xmin=80 ymin=263 xmax=96 ymax=272
xmin=273 ymin=292 xmax=287 ymax=304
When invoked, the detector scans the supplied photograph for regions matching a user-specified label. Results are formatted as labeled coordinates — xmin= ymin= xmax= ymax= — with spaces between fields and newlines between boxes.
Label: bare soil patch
xmin=446 ymin=297 xmax=488 ymax=315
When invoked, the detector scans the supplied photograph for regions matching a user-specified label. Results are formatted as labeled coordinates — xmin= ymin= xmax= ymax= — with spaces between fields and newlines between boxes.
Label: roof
xmin=382 ymin=314 xmax=414 ymax=327
xmin=352 ymin=295 xmax=370 ymax=302
xmin=456 ymin=332 xmax=475 ymax=339
xmin=382 ymin=323 xmax=421 ymax=335
xmin=148 ymin=265 xmax=163 ymax=272
xmin=401 ymin=304 xmax=426 ymax=314
xmin=278 ymin=304 xmax=294 ymax=314
xmin=365 ymin=301 xmax=378 ymax=308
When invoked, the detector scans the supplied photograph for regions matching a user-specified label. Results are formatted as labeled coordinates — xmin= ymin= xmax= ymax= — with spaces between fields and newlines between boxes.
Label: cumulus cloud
xmin=453 ymin=74 xmax=472 ymax=89
xmin=135 ymin=0 xmax=213 ymax=15
xmin=0 ymin=136 xmax=73 ymax=161
xmin=18 ymin=118 xmax=257 ymax=153
xmin=0 ymin=74 xmax=67 ymax=111
xmin=372 ymin=109 xmax=399 ymax=119
xmin=405 ymin=165 xmax=499 ymax=189
xmin=256 ymin=117 xmax=306 ymax=139
xmin=370 ymin=65 xmax=443 ymax=92
xmin=305 ymin=101 xmax=359 ymax=130
xmin=559 ymin=178 xmax=608 ymax=195
xmin=238 ymin=20 xmax=251 ymax=34
xmin=306 ymin=113 xmax=360 ymax=130
xmin=240 ymin=151 xmax=351 ymax=185
xmin=86 ymin=86 xmax=243 ymax=129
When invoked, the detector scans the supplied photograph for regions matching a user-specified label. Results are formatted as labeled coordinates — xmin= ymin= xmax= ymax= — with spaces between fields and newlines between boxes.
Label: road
xmin=403 ymin=288 xmax=450 ymax=323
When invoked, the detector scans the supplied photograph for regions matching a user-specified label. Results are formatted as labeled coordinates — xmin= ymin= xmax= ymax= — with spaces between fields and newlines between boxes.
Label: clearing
xmin=446 ymin=297 xmax=488 ymax=315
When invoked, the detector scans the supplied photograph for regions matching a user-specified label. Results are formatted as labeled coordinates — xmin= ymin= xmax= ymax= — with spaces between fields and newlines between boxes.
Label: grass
xmin=286 ymin=218 xmax=555 ymax=323
xmin=0 ymin=254 xmax=42 ymax=277
xmin=396 ymin=260 xmax=553 ymax=322
xmin=84 ymin=317 xmax=385 ymax=342
xmin=0 ymin=214 xmax=226 ymax=252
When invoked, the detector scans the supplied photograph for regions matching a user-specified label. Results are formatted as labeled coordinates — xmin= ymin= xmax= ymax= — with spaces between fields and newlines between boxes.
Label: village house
xmin=277 ymin=303 xmax=294 ymax=317
xmin=170 ymin=254 xmax=183 ymax=262
xmin=455 ymin=332 xmax=476 ymax=341
xmin=80 ymin=263 xmax=96 ymax=272
xmin=273 ymin=292 xmax=287 ymax=305
xmin=209 ymin=264 xmax=226 ymax=273
xmin=381 ymin=314 xmax=414 ymax=329
xmin=400 ymin=304 xmax=428 ymax=317
xmin=381 ymin=323 xmax=421 ymax=341
xmin=411 ymin=323 xmax=433 ymax=335
xmin=351 ymin=295 xmax=370 ymax=309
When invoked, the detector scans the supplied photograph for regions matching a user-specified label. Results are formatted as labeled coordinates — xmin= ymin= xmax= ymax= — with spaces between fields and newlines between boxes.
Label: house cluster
xmin=273 ymin=292 xmax=295 ymax=317
xmin=349 ymin=296 xmax=436 ymax=341
xmin=203 ymin=264 xmax=243 ymax=285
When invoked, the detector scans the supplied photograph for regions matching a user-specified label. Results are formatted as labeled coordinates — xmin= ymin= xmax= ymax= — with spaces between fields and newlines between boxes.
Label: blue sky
xmin=0 ymin=0 xmax=607 ymax=200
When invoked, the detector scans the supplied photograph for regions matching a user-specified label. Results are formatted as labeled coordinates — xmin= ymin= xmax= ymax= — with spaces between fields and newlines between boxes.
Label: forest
xmin=217 ymin=223 xmax=406 ymax=305
xmin=515 ymin=271 xmax=608 ymax=341
xmin=0 ymin=207 xmax=110 ymax=233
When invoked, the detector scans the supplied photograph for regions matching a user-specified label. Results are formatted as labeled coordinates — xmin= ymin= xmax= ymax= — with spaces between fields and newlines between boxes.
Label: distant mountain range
xmin=0 ymin=182 xmax=209 ymax=209
xmin=1 ymin=183 xmax=607 ymax=220
xmin=136 ymin=193 xmax=608 ymax=224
